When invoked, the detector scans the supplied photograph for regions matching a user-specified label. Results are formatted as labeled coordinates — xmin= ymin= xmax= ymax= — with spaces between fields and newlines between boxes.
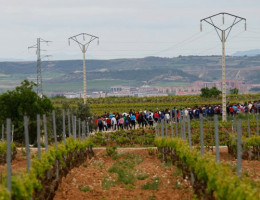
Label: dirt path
xmin=54 ymin=149 xmax=193 ymax=200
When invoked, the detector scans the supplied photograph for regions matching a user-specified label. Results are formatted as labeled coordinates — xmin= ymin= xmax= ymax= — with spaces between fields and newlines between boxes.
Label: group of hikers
xmin=92 ymin=101 xmax=260 ymax=132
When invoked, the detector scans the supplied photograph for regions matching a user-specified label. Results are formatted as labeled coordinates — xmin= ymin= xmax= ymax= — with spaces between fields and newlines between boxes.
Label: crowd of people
xmin=92 ymin=101 xmax=260 ymax=132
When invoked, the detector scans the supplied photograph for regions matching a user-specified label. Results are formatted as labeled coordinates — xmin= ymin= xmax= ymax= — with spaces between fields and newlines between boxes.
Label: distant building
xmin=91 ymin=91 xmax=107 ymax=98
xmin=110 ymin=86 xmax=123 ymax=93
xmin=108 ymin=85 xmax=167 ymax=97
xmin=175 ymin=80 xmax=252 ymax=95
xmin=64 ymin=92 xmax=82 ymax=98
xmin=49 ymin=91 xmax=67 ymax=97
xmin=156 ymin=87 xmax=176 ymax=94
xmin=59 ymin=80 xmax=253 ymax=99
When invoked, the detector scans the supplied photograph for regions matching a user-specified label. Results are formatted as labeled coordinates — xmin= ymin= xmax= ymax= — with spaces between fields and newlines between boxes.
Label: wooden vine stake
xmin=37 ymin=114 xmax=41 ymax=159
xmin=6 ymin=119 xmax=12 ymax=196
xmin=199 ymin=114 xmax=204 ymax=156
xmin=214 ymin=115 xmax=220 ymax=163
xmin=237 ymin=119 xmax=242 ymax=177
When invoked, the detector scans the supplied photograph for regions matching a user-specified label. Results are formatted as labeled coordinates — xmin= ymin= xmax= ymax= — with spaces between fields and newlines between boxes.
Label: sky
xmin=0 ymin=0 xmax=260 ymax=61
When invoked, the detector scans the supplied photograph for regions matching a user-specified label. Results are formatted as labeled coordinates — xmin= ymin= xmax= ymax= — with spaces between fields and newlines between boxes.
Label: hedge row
xmin=0 ymin=141 xmax=17 ymax=164
xmin=227 ymin=135 xmax=260 ymax=160
xmin=0 ymin=137 xmax=93 ymax=200
xmin=155 ymin=137 xmax=260 ymax=200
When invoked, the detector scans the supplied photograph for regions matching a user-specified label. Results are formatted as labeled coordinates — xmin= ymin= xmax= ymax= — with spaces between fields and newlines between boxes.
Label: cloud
xmin=0 ymin=0 xmax=259 ymax=60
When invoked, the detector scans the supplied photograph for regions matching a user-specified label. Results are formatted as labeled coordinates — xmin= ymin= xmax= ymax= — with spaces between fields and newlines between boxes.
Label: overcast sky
xmin=0 ymin=0 xmax=260 ymax=61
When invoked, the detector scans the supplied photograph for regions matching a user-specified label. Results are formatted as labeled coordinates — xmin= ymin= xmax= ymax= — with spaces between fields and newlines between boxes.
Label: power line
xmin=147 ymin=29 xmax=220 ymax=57
xmin=150 ymin=32 xmax=201 ymax=55
xmin=28 ymin=38 xmax=51 ymax=97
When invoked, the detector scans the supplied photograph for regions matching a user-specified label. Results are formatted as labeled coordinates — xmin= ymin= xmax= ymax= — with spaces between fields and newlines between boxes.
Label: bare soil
xmin=54 ymin=149 xmax=193 ymax=200
xmin=2 ymin=147 xmax=260 ymax=199
xmin=0 ymin=149 xmax=38 ymax=174
xmin=0 ymin=150 xmax=27 ymax=174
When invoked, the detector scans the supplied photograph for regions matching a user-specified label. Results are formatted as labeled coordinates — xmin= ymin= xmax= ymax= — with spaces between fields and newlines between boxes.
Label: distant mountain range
xmin=0 ymin=58 xmax=26 ymax=62
xmin=233 ymin=49 xmax=260 ymax=57
xmin=0 ymin=55 xmax=260 ymax=94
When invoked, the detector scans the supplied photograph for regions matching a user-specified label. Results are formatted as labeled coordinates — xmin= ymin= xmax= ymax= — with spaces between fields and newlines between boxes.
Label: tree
xmin=200 ymin=87 xmax=221 ymax=98
xmin=230 ymin=88 xmax=239 ymax=95
xmin=200 ymin=87 xmax=211 ymax=98
xmin=75 ymin=102 xmax=91 ymax=120
xmin=0 ymin=80 xmax=53 ymax=143
xmin=51 ymin=101 xmax=92 ymax=140
xmin=209 ymin=87 xmax=221 ymax=97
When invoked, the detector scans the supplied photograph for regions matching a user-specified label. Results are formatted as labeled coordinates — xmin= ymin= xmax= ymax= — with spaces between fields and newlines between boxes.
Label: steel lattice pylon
xmin=28 ymin=38 xmax=51 ymax=97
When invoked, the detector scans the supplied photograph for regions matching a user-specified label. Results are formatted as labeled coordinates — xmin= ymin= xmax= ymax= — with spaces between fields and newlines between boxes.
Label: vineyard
xmin=0 ymin=110 xmax=259 ymax=199
xmin=0 ymin=89 xmax=260 ymax=199
xmin=52 ymin=94 xmax=260 ymax=115
xmin=1 ymin=0 xmax=260 ymax=199
xmin=155 ymin=137 xmax=260 ymax=200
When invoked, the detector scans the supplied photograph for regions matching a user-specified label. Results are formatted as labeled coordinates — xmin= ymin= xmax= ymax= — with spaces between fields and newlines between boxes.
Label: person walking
xmin=130 ymin=114 xmax=136 ymax=129
xmin=125 ymin=115 xmax=130 ymax=130
xmin=98 ymin=117 xmax=103 ymax=132
xmin=106 ymin=117 xmax=111 ymax=131
xmin=111 ymin=115 xmax=117 ymax=130
xmin=154 ymin=112 xmax=159 ymax=123
xmin=118 ymin=116 xmax=124 ymax=129
xmin=148 ymin=111 xmax=154 ymax=126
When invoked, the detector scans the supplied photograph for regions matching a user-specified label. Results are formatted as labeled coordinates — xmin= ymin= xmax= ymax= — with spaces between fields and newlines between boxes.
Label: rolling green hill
xmin=0 ymin=55 xmax=259 ymax=94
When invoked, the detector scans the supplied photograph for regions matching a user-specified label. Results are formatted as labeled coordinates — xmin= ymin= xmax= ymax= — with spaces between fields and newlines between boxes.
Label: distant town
xmin=49 ymin=80 xmax=259 ymax=98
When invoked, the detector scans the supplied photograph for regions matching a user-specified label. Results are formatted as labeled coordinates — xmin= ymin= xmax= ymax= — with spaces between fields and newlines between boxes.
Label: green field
xmin=42 ymin=79 xmax=142 ymax=92
xmin=150 ymin=81 xmax=188 ymax=87
xmin=43 ymin=82 xmax=82 ymax=92
xmin=52 ymin=93 xmax=260 ymax=115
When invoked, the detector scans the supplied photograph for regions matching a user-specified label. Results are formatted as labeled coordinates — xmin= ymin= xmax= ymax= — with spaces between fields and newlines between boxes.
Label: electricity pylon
xmin=68 ymin=33 xmax=99 ymax=104
xmin=200 ymin=12 xmax=246 ymax=122
xmin=28 ymin=38 xmax=51 ymax=97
